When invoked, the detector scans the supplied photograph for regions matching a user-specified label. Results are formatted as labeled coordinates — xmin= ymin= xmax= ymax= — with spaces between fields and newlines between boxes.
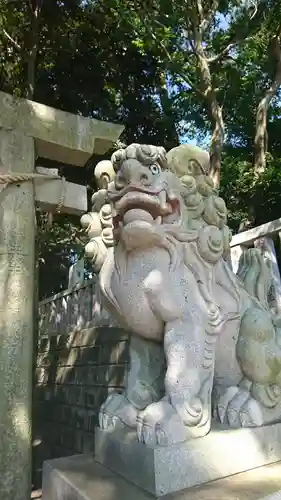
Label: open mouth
xmin=111 ymin=188 xmax=181 ymax=229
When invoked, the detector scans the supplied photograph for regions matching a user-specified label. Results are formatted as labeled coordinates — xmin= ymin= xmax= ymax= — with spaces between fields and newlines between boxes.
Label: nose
xmin=115 ymin=160 xmax=152 ymax=189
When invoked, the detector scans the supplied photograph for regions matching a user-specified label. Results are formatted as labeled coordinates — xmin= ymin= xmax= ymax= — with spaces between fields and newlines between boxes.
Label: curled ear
xmin=167 ymin=144 xmax=210 ymax=178
xmin=94 ymin=160 xmax=115 ymax=187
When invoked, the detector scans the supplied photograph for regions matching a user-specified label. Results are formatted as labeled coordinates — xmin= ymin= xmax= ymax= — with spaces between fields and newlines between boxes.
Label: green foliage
xmin=2 ymin=0 xmax=281 ymax=297
xmin=221 ymin=152 xmax=281 ymax=231
xmin=36 ymin=211 xmax=84 ymax=300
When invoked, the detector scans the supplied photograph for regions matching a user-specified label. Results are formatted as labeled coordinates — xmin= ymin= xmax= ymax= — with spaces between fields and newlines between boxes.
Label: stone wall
xmin=33 ymin=278 xmax=129 ymax=488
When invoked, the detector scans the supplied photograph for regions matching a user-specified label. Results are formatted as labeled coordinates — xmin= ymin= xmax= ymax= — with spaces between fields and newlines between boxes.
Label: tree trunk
xmin=208 ymin=97 xmax=225 ymax=189
xmin=26 ymin=46 xmax=37 ymax=100
xmin=196 ymin=49 xmax=224 ymax=189
xmin=158 ymin=71 xmax=179 ymax=150
xmin=25 ymin=3 xmax=41 ymax=100
xmin=253 ymin=27 xmax=281 ymax=174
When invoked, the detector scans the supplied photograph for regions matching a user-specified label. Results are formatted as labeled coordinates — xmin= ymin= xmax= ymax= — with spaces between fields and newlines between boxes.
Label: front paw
xmin=136 ymin=399 xmax=187 ymax=446
xmin=99 ymin=392 xmax=138 ymax=430
xmin=216 ymin=386 xmax=264 ymax=428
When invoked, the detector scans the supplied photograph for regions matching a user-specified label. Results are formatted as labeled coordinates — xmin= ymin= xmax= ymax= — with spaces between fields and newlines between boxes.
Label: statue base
xmin=42 ymin=453 xmax=281 ymax=500
xmin=95 ymin=422 xmax=281 ymax=497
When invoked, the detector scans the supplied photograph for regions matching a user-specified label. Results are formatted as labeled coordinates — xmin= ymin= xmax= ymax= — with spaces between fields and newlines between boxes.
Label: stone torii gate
xmin=0 ymin=91 xmax=123 ymax=500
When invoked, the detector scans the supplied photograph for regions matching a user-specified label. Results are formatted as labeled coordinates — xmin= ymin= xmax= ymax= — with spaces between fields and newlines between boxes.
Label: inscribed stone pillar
xmin=0 ymin=129 xmax=35 ymax=500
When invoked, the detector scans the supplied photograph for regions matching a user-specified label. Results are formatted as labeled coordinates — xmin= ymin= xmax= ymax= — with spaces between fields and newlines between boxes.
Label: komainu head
xmin=109 ymin=142 xmax=231 ymax=260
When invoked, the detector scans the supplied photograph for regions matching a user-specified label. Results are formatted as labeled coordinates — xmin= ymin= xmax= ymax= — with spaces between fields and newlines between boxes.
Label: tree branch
xmin=133 ymin=7 xmax=205 ymax=99
xmin=195 ymin=0 xmax=219 ymax=34
xmin=2 ymin=29 xmax=21 ymax=50
xmin=207 ymin=36 xmax=254 ymax=64
xmin=27 ymin=0 xmax=32 ymax=11
xmin=208 ymin=1 xmax=274 ymax=65
xmin=253 ymin=24 xmax=281 ymax=173
xmin=25 ymin=0 xmax=43 ymax=99
xmin=156 ymin=37 xmax=203 ymax=96
xmin=207 ymin=42 xmax=237 ymax=64
xmin=195 ymin=0 xmax=204 ymax=29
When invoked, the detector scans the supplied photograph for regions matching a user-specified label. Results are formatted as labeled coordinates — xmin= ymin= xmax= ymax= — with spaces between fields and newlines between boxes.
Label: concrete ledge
xmin=42 ymin=454 xmax=281 ymax=500
xmin=95 ymin=422 xmax=281 ymax=497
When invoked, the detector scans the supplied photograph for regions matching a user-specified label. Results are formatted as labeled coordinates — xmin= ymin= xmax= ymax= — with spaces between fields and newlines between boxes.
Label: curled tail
xmin=236 ymin=248 xmax=272 ymax=309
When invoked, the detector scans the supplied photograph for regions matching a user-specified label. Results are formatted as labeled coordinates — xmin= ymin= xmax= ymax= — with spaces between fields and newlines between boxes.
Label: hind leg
xmin=215 ymin=378 xmax=281 ymax=428
xmin=214 ymin=307 xmax=281 ymax=428
xmin=214 ymin=378 xmax=263 ymax=427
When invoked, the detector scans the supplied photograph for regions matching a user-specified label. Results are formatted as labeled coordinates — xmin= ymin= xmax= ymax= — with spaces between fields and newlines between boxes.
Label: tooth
xmin=159 ymin=190 xmax=172 ymax=214
xmin=159 ymin=190 xmax=167 ymax=209
xmin=168 ymin=191 xmax=177 ymax=201
xmin=155 ymin=216 xmax=162 ymax=225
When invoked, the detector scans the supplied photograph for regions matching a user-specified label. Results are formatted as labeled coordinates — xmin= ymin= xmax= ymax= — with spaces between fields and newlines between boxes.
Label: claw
xmin=99 ymin=409 xmax=106 ymax=429
xmin=136 ymin=411 xmax=146 ymax=442
xmin=155 ymin=425 xmax=168 ymax=446
xmin=98 ymin=392 xmax=139 ymax=430
xmin=240 ymin=398 xmax=263 ymax=427
xmin=137 ymin=410 xmax=158 ymax=445
xmin=227 ymin=390 xmax=250 ymax=427
xmin=136 ymin=400 xmax=188 ymax=445
xmin=217 ymin=386 xmax=239 ymax=423
xmin=142 ymin=423 xmax=158 ymax=446
xmin=216 ymin=385 xmax=265 ymax=429
xmin=99 ymin=410 xmax=111 ymax=430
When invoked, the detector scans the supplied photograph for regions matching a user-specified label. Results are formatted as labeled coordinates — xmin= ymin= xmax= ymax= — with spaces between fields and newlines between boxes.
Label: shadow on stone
xmin=41 ymin=453 xmax=281 ymax=500
xmin=32 ymin=315 xmax=129 ymax=491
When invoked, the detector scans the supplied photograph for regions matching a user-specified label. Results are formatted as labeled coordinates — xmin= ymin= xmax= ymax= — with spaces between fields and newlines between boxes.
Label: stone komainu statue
xmin=82 ymin=143 xmax=281 ymax=446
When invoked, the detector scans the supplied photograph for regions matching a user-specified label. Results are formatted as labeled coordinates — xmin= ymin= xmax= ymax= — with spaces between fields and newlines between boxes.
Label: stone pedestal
xmin=95 ymin=423 xmax=281 ymax=497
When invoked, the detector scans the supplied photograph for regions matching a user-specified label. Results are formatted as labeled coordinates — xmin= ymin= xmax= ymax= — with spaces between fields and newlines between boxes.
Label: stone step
xmin=42 ymin=454 xmax=281 ymax=500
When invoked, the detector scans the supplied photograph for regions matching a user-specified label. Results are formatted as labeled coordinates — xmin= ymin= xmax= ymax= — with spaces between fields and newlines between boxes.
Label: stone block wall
xmin=33 ymin=279 xmax=129 ymax=488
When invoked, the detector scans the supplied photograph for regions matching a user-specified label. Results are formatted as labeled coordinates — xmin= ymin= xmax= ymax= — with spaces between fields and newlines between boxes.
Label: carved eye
xmin=149 ymin=164 xmax=161 ymax=175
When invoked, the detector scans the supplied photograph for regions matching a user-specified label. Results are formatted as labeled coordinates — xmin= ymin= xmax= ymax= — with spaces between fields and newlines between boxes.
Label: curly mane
xmin=111 ymin=143 xmax=168 ymax=171
xmin=167 ymin=144 xmax=231 ymax=260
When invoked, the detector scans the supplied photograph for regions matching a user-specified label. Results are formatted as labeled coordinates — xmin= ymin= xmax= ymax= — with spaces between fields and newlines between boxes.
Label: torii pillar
xmin=0 ymin=91 xmax=123 ymax=500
